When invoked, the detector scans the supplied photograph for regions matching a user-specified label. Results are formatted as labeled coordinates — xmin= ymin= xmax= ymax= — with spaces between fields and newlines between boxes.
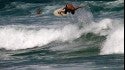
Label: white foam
xmin=100 ymin=27 xmax=124 ymax=55
xmin=0 ymin=24 xmax=81 ymax=50
xmin=80 ymin=19 xmax=114 ymax=36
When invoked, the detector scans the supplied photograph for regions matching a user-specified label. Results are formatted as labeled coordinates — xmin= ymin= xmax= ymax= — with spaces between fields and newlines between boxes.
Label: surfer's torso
xmin=63 ymin=4 xmax=77 ymax=14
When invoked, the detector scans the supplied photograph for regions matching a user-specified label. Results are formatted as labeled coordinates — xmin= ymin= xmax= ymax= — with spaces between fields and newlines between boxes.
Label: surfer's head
xmin=36 ymin=8 xmax=42 ymax=15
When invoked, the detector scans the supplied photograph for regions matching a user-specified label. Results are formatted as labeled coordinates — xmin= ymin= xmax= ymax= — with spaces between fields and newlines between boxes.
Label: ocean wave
xmin=0 ymin=18 xmax=124 ymax=55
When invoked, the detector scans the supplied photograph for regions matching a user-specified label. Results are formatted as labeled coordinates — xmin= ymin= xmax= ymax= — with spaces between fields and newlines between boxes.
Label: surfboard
xmin=53 ymin=8 xmax=68 ymax=17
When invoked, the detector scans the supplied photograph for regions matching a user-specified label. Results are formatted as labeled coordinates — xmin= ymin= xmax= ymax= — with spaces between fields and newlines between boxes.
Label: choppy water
xmin=0 ymin=0 xmax=124 ymax=70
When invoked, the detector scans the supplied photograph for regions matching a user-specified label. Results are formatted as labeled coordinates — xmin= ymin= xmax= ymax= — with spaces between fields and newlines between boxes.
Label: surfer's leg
xmin=71 ymin=11 xmax=75 ymax=14
xmin=64 ymin=10 xmax=68 ymax=14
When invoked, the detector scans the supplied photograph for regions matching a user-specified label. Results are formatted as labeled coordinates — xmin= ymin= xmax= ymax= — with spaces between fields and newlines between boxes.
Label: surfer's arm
xmin=75 ymin=6 xmax=82 ymax=10
xmin=75 ymin=4 xmax=87 ymax=10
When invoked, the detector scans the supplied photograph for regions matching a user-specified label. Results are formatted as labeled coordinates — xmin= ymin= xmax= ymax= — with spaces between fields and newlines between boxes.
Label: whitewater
xmin=0 ymin=18 xmax=124 ymax=55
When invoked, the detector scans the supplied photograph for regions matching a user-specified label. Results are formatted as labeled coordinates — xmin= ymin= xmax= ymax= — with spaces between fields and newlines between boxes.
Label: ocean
xmin=0 ymin=0 xmax=124 ymax=70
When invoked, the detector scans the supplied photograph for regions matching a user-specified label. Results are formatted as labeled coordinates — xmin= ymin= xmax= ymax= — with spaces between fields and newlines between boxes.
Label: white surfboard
xmin=53 ymin=8 xmax=68 ymax=17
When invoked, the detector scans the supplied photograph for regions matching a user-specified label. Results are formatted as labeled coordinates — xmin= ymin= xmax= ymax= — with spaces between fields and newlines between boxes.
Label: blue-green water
xmin=0 ymin=0 xmax=124 ymax=70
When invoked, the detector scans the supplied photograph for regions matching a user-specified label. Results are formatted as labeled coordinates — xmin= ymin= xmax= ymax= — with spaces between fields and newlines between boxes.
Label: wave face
xmin=0 ymin=0 xmax=124 ymax=70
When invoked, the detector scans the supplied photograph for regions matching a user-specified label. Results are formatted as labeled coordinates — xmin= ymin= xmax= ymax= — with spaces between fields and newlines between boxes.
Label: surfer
xmin=58 ymin=3 xmax=82 ymax=15
xmin=36 ymin=8 xmax=42 ymax=15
